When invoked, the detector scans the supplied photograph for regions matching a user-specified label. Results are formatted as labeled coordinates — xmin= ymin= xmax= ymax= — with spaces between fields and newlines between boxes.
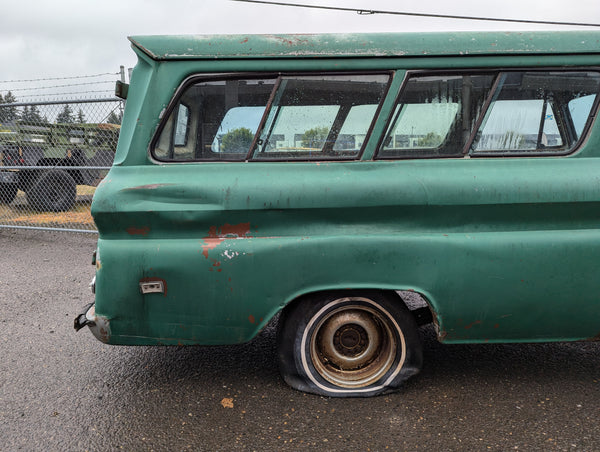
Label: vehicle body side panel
xmin=93 ymin=158 xmax=600 ymax=345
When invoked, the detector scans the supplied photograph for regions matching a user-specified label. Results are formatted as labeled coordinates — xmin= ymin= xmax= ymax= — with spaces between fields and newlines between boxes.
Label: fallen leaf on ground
xmin=221 ymin=398 xmax=234 ymax=408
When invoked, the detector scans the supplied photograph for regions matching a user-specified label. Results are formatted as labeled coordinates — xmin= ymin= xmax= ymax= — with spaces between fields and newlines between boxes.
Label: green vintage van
xmin=75 ymin=31 xmax=600 ymax=397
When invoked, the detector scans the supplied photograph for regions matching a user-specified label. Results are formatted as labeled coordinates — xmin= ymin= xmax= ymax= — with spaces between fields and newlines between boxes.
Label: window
xmin=378 ymin=74 xmax=495 ymax=158
xmin=472 ymin=72 xmax=600 ymax=154
xmin=153 ymin=74 xmax=390 ymax=162
xmin=154 ymin=78 xmax=275 ymax=161
xmin=377 ymin=70 xmax=600 ymax=159
xmin=252 ymin=75 xmax=389 ymax=160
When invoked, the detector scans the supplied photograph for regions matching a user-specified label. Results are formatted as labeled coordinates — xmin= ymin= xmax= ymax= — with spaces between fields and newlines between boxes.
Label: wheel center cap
xmin=335 ymin=324 xmax=367 ymax=356
xmin=340 ymin=329 xmax=360 ymax=348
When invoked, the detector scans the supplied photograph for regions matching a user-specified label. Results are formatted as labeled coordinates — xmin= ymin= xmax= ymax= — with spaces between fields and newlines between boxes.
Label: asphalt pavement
xmin=1 ymin=228 xmax=599 ymax=451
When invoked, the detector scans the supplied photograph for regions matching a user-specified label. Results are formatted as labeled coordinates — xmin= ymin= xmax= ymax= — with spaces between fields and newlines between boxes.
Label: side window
xmin=378 ymin=74 xmax=495 ymax=158
xmin=377 ymin=70 xmax=600 ymax=159
xmin=471 ymin=71 xmax=600 ymax=154
xmin=153 ymin=74 xmax=389 ymax=162
xmin=252 ymin=74 xmax=389 ymax=160
xmin=154 ymin=78 xmax=275 ymax=161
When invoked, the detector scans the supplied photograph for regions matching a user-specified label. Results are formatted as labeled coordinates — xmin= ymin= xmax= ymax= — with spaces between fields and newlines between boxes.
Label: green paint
xmin=89 ymin=31 xmax=600 ymax=346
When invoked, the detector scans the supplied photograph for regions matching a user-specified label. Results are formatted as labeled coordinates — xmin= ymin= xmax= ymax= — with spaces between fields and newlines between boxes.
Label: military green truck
xmin=0 ymin=122 xmax=119 ymax=211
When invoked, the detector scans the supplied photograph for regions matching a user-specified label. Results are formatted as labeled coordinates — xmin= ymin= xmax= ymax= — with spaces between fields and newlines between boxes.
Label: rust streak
xmin=464 ymin=320 xmax=482 ymax=329
xmin=127 ymin=226 xmax=150 ymax=236
xmin=248 ymin=315 xmax=256 ymax=324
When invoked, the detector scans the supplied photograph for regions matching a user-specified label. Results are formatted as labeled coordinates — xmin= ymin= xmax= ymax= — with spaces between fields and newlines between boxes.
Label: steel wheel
xmin=310 ymin=301 xmax=397 ymax=388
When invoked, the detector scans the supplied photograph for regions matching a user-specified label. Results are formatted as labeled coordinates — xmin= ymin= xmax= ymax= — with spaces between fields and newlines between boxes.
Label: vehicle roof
xmin=129 ymin=31 xmax=600 ymax=60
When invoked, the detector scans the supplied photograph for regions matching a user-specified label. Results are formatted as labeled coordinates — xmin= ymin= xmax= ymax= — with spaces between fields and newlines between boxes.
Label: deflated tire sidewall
xmin=278 ymin=290 xmax=422 ymax=397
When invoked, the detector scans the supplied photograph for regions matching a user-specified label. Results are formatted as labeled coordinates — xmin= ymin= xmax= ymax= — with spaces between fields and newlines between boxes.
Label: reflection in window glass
xmin=154 ymin=78 xmax=275 ymax=161
xmin=379 ymin=74 xmax=494 ymax=158
xmin=211 ymin=106 xmax=266 ymax=153
xmin=569 ymin=94 xmax=595 ymax=138
xmin=388 ymin=103 xmax=459 ymax=148
xmin=260 ymin=105 xmax=339 ymax=152
xmin=174 ymin=104 xmax=189 ymax=146
xmin=253 ymin=74 xmax=389 ymax=160
xmin=475 ymin=99 xmax=562 ymax=150
xmin=472 ymin=72 xmax=600 ymax=153
xmin=333 ymin=104 xmax=378 ymax=151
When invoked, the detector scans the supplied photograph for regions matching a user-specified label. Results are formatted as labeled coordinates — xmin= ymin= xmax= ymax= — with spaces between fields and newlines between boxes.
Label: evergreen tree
xmin=21 ymin=105 xmax=31 ymax=122
xmin=77 ymin=109 xmax=86 ymax=124
xmin=107 ymin=110 xmax=122 ymax=125
xmin=56 ymin=104 xmax=74 ymax=123
xmin=22 ymin=105 xmax=45 ymax=124
xmin=0 ymin=91 xmax=19 ymax=123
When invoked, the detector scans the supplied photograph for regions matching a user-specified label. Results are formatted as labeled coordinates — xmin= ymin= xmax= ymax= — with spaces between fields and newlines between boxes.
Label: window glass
xmin=211 ymin=106 xmax=266 ymax=153
xmin=252 ymin=74 xmax=389 ymax=160
xmin=569 ymin=94 xmax=596 ymax=138
xmin=472 ymin=72 xmax=600 ymax=153
xmin=154 ymin=78 xmax=275 ymax=161
xmin=474 ymin=99 xmax=562 ymax=150
xmin=378 ymin=74 xmax=495 ymax=158
xmin=174 ymin=104 xmax=189 ymax=146
xmin=333 ymin=104 xmax=378 ymax=151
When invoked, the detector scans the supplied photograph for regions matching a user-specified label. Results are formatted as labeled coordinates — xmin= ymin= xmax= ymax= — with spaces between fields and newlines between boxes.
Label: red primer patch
xmin=127 ymin=226 xmax=150 ymax=236
xmin=201 ymin=222 xmax=252 ymax=258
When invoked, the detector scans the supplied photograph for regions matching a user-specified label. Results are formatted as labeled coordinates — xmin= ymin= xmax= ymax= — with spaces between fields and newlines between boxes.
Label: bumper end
xmin=74 ymin=303 xmax=111 ymax=343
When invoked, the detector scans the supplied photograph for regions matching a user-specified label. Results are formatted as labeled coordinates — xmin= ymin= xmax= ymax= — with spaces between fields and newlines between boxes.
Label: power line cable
xmin=230 ymin=0 xmax=600 ymax=28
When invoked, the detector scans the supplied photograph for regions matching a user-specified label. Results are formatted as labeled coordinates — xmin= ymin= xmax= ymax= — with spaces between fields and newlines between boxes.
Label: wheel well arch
xmin=278 ymin=287 xmax=438 ymax=329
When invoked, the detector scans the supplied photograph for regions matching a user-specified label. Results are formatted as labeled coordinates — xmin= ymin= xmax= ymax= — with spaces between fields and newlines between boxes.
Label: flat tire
xmin=277 ymin=290 xmax=422 ymax=397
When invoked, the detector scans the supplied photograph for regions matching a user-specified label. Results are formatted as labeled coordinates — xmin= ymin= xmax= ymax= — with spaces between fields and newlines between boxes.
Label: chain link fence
xmin=0 ymin=98 xmax=123 ymax=232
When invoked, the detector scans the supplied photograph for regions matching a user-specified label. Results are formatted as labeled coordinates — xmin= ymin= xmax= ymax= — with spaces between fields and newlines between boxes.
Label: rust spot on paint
xmin=494 ymin=323 xmax=500 ymax=329
xmin=98 ymin=326 xmax=109 ymax=343
xmin=127 ymin=226 xmax=150 ymax=236
xmin=464 ymin=320 xmax=482 ymax=329
xmin=248 ymin=315 xmax=256 ymax=324
xmin=271 ymin=35 xmax=310 ymax=46
xmin=201 ymin=222 xmax=252 ymax=258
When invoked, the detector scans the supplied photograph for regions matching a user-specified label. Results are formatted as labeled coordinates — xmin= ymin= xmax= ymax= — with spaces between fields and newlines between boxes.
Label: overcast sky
xmin=1 ymin=0 xmax=599 ymax=100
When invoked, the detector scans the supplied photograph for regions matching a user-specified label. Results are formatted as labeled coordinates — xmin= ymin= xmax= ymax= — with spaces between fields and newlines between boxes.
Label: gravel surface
xmin=1 ymin=228 xmax=599 ymax=451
